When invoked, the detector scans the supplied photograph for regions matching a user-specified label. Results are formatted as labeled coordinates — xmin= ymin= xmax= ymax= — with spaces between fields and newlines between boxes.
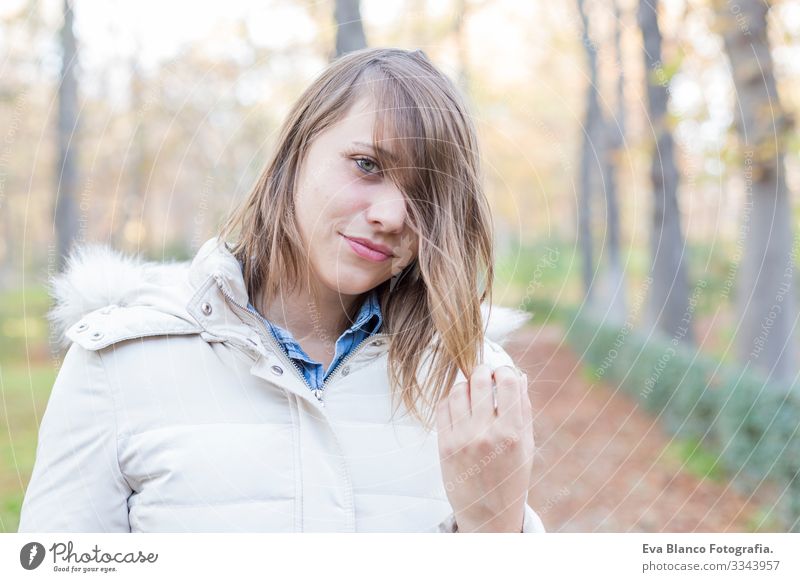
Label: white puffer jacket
xmin=18 ymin=238 xmax=546 ymax=533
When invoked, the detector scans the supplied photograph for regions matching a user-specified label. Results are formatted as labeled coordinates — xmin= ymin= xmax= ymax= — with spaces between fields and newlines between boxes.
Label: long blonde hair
xmin=219 ymin=47 xmax=493 ymax=429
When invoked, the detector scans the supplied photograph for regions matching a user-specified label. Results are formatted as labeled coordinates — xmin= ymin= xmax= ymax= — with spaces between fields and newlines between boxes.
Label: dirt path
xmin=507 ymin=325 xmax=771 ymax=532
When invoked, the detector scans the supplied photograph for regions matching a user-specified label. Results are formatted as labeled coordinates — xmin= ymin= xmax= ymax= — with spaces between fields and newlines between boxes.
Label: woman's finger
xmin=494 ymin=365 xmax=523 ymax=422
xmin=447 ymin=380 xmax=471 ymax=430
xmin=467 ymin=364 xmax=495 ymax=422
xmin=436 ymin=396 xmax=453 ymax=434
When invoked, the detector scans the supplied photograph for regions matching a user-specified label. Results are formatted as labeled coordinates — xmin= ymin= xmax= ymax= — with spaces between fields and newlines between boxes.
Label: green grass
xmin=579 ymin=363 xmax=601 ymax=385
xmin=0 ymin=362 xmax=56 ymax=532
xmin=0 ymin=284 xmax=56 ymax=532
xmin=0 ymin=285 xmax=52 ymax=362
xmin=0 ymin=492 xmax=24 ymax=532
xmin=744 ymin=506 xmax=785 ymax=533
xmin=662 ymin=436 xmax=726 ymax=483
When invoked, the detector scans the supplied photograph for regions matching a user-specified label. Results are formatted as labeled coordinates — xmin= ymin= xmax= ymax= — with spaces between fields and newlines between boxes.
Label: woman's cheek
xmin=341 ymin=192 xmax=368 ymax=219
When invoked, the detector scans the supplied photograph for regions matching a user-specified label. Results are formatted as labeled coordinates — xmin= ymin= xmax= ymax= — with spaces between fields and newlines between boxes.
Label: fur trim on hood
xmin=48 ymin=242 xmax=531 ymax=348
xmin=47 ymin=245 xmax=191 ymax=348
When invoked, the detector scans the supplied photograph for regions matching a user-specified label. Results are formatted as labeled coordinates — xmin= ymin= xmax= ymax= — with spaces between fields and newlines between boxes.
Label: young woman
xmin=19 ymin=48 xmax=545 ymax=533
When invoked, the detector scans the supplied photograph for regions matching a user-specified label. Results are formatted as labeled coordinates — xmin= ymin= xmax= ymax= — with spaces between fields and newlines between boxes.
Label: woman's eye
xmin=355 ymin=157 xmax=379 ymax=175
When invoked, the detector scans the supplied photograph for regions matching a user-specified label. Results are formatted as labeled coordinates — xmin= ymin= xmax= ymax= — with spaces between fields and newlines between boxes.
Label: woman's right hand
xmin=435 ymin=364 xmax=535 ymax=533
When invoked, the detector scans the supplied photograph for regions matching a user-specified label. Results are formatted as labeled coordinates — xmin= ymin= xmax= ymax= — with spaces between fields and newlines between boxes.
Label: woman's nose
xmin=365 ymin=190 xmax=408 ymax=233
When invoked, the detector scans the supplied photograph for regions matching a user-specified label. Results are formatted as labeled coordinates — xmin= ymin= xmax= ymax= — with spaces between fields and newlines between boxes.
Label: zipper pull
xmin=312 ymin=389 xmax=325 ymax=405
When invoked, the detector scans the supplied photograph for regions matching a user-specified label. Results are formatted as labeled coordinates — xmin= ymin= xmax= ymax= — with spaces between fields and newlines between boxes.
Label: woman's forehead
xmin=332 ymin=95 xmax=406 ymax=159
xmin=337 ymin=97 xmax=382 ymax=140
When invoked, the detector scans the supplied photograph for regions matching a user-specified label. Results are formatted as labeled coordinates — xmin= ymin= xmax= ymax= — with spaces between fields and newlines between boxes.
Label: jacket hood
xmin=48 ymin=238 xmax=531 ymax=348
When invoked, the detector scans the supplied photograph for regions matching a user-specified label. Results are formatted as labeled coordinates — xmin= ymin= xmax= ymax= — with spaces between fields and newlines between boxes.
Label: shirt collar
xmin=236 ymin=255 xmax=383 ymax=336
xmin=349 ymin=288 xmax=383 ymax=335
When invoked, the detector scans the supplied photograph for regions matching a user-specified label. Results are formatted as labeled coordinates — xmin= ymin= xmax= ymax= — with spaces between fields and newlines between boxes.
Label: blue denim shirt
xmin=246 ymin=290 xmax=382 ymax=390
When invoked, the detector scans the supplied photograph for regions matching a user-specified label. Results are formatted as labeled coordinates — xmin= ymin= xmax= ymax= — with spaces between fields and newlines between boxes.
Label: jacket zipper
xmin=317 ymin=334 xmax=384 ymax=401
xmin=212 ymin=274 xmax=387 ymax=406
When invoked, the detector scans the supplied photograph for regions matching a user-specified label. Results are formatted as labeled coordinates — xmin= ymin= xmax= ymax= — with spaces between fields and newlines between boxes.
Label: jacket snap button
xmin=371 ymin=339 xmax=384 ymax=346
xmin=76 ymin=322 xmax=88 ymax=332
xmin=90 ymin=331 xmax=104 ymax=340
xmin=201 ymin=302 xmax=213 ymax=316
xmin=270 ymin=365 xmax=284 ymax=376
xmin=341 ymin=365 xmax=350 ymax=376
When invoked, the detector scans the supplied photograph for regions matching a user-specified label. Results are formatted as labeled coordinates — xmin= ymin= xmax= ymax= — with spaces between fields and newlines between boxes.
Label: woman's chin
xmin=328 ymin=271 xmax=385 ymax=296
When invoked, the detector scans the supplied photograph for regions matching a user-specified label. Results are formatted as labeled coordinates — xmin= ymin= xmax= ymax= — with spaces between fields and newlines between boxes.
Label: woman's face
xmin=293 ymin=95 xmax=418 ymax=297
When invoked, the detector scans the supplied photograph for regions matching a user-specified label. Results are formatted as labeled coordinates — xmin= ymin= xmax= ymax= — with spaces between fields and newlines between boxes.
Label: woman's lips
xmin=342 ymin=234 xmax=393 ymax=262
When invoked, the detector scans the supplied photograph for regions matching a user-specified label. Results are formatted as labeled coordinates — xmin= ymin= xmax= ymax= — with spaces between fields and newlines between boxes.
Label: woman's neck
xmin=255 ymin=281 xmax=361 ymax=346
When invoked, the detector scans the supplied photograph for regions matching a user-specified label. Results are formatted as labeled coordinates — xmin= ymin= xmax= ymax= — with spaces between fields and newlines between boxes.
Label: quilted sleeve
xmin=18 ymin=343 xmax=132 ymax=532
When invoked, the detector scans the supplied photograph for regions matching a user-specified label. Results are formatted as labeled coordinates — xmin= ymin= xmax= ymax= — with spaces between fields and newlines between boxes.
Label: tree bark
xmin=638 ymin=0 xmax=693 ymax=343
xmin=55 ymin=0 xmax=79 ymax=270
xmin=714 ymin=0 xmax=797 ymax=386
xmin=600 ymin=0 xmax=627 ymax=321
xmin=334 ymin=0 xmax=367 ymax=58
xmin=576 ymin=0 xmax=599 ymax=306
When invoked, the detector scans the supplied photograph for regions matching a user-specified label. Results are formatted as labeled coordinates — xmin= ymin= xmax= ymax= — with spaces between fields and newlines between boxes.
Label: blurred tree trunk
xmin=638 ymin=0 xmax=693 ymax=343
xmin=54 ymin=0 xmax=79 ymax=270
xmin=714 ymin=0 xmax=797 ymax=387
xmin=577 ymin=0 xmax=628 ymax=317
xmin=334 ymin=0 xmax=367 ymax=58
xmin=598 ymin=0 xmax=627 ymax=322
xmin=576 ymin=0 xmax=598 ymax=306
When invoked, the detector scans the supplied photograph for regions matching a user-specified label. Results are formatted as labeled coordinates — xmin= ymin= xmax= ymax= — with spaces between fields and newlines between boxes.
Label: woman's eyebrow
xmin=351 ymin=141 xmax=398 ymax=163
